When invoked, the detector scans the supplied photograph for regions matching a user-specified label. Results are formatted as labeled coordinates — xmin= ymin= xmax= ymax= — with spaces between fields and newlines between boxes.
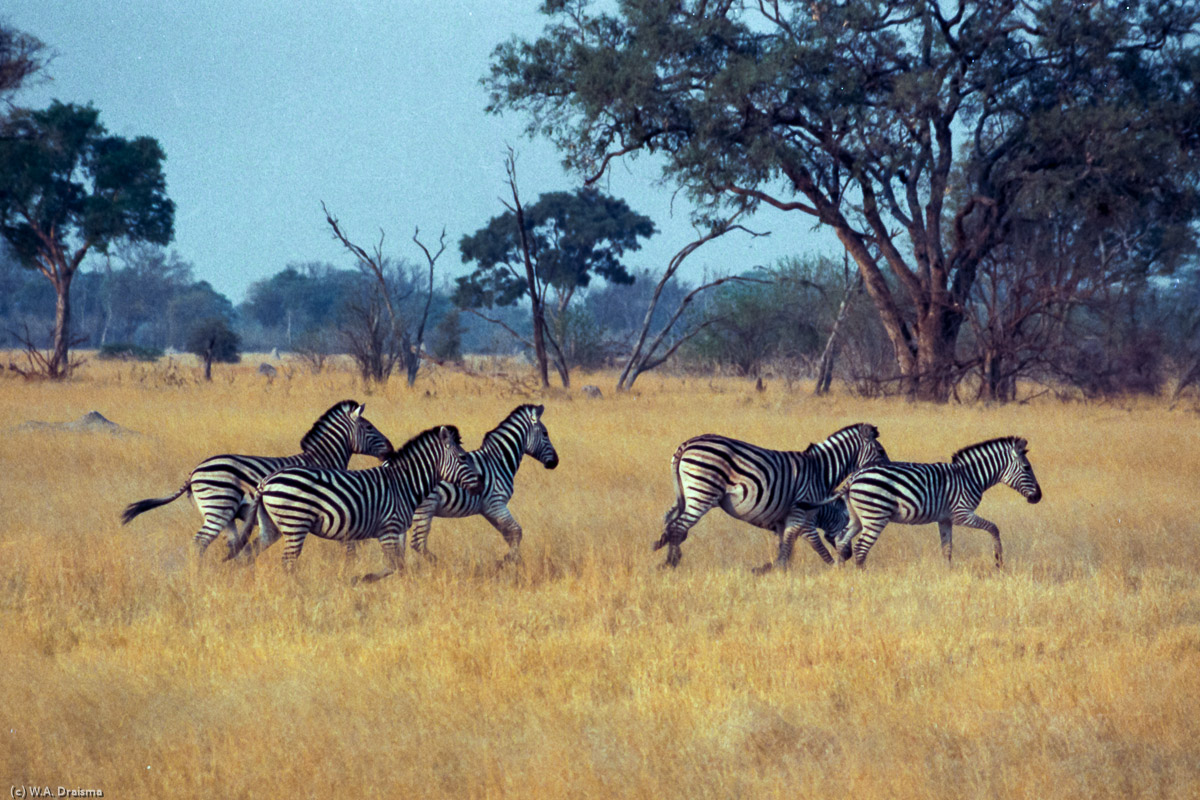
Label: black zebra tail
xmin=796 ymin=487 xmax=848 ymax=512
xmin=121 ymin=484 xmax=189 ymax=525
xmin=656 ymin=444 xmax=687 ymax=551
xmin=224 ymin=493 xmax=263 ymax=562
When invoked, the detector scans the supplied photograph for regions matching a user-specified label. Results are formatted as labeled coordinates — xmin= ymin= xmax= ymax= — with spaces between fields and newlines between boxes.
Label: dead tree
xmin=616 ymin=209 xmax=767 ymax=391
xmin=408 ymin=226 xmax=446 ymax=386
xmin=323 ymin=202 xmax=440 ymax=386
xmin=813 ymin=255 xmax=864 ymax=395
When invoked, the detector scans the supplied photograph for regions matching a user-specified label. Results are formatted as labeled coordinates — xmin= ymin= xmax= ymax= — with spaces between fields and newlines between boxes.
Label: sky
xmin=6 ymin=0 xmax=838 ymax=303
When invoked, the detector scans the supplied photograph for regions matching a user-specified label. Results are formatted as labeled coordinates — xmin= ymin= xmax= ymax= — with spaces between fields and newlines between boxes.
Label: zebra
xmin=654 ymin=423 xmax=888 ymax=572
xmin=228 ymin=425 xmax=483 ymax=581
xmin=830 ymin=436 xmax=1042 ymax=568
xmin=120 ymin=400 xmax=393 ymax=558
xmin=408 ymin=403 xmax=558 ymax=565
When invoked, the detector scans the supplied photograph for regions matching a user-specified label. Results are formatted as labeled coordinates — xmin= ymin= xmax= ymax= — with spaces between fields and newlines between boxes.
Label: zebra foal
xmin=230 ymin=425 xmax=483 ymax=581
xmin=409 ymin=403 xmax=558 ymax=565
xmin=120 ymin=400 xmax=392 ymax=558
xmin=655 ymin=423 xmax=888 ymax=572
xmin=832 ymin=436 xmax=1042 ymax=568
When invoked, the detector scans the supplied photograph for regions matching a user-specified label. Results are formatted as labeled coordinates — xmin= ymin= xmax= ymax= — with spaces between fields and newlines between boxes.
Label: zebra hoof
xmin=751 ymin=563 xmax=774 ymax=576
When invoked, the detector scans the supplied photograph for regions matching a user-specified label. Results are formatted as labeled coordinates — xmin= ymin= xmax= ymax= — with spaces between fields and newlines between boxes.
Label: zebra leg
xmin=757 ymin=511 xmax=831 ymax=573
xmin=192 ymin=507 xmax=237 ymax=555
xmin=280 ymin=530 xmax=309 ymax=572
xmin=954 ymin=511 xmax=1003 ymax=568
xmin=938 ymin=520 xmax=954 ymax=564
xmin=654 ymin=491 xmax=718 ymax=569
xmin=361 ymin=526 xmax=406 ymax=583
xmin=409 ymin=495 xmax=439 ymax=563
xmin=852 ymin=521 xmax=889 ymax=568
xmin=190 ymin=489 xmax=243 ymax=555
xmin=484 ymin=505 xmax=523 ymax=566
xmin=835 ymin=509 xmax=863 ymax=563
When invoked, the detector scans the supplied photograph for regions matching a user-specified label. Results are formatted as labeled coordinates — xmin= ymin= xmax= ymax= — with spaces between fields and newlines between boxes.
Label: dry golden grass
xmin=1 ymin=354 xmax=1198 ymax=798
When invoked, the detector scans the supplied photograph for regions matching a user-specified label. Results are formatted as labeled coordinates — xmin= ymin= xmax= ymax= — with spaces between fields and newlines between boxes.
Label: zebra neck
xmin=382 ymin=453 xmax=437 ymax=499
xmin=957 ymin=457 xmax=1003 ymax=492
xmin=301 ymin=439 xmax=353 ymax=467
xmin=479 ymin=425 xmax=525 ymax=475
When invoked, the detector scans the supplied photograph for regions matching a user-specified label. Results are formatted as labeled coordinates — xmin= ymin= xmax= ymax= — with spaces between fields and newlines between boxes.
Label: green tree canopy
xmin=486 ymin=0 xmax=1200 ymax=400
xmin=186 ymin=316 xmax=241 ymax=381
xmin=0 ymin=100 xmax=174 ymax=376
xmin=455 ymin=187 xmax=656 ymax=312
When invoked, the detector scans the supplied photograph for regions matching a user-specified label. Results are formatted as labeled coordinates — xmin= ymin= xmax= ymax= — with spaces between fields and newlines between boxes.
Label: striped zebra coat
xmin=409 ymin=404 xmax=558 ymax=565
xmin=120 ymin=400 xmax=392 ymax=558
xmin=230 ymin=425 xmax=483 ymax=581
xmin=832 ymin=436 xmax=1042 ymax=568
xmin=655 ymin=422 xmax=888 ymax=572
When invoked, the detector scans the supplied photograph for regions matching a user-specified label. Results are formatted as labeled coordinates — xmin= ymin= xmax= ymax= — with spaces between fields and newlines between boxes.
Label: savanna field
xmin=2 ymin=356 xmax=1198 ymax=799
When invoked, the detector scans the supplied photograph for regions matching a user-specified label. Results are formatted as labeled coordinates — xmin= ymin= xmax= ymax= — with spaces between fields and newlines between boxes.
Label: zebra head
xmin=435 ymin=425 xmax=484 ymax=495
xmin=348 ymin=403 xmax=394 ymax=460
xmin=302 ymin=400 xmax=392 ymax=463
xmin=525 ymin=404 xmax=559 ymax=470
xmin=999 ymin=437 xmax=1042 ymax=504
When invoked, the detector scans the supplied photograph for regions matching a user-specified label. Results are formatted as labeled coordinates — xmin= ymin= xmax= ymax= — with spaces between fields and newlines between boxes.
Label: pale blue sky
xmin=7 ymin=1 xmax=837 ymax=302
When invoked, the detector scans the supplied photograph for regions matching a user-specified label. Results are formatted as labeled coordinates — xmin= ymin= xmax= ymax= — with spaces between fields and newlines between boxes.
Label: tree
xmin=0 ymin=101 xmax=174 ymax=377
xmin=456 ymin=152 xmax=656 ymax=386
xmin=615 ymin=208 xmax=767 ymax=390
xmin=323 ymin=202 xmax=440 ymax=386
xmin=0 ymin=22 xmax=49 ymax=103
xmin=186 ymin=317 xmax=240 ymax=381
xmin=486 ymin=0 xmax=1200 ymax=401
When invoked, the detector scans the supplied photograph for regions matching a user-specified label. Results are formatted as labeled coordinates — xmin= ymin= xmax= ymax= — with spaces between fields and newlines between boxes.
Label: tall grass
xmin=2 ymin=356 xmax=1198 ymax=798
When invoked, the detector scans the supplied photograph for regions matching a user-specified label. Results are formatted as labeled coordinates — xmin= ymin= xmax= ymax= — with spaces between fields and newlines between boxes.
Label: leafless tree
xmin=323 ymin=202 xmax=441 ymax=386
xmin=616 ymin=209 xmax=767 ymax=391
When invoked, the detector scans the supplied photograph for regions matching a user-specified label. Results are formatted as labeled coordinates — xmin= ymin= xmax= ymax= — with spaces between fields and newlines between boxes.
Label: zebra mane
xmin=951 ymin=436 xmax=1025 ymax=464
xmin=385 ymin=425 xmax=462 ymax=464
xmin=482 ymin=404 xmax=541 ymax=447
xmin=300 ymin=400 xmax=361 ymax=452
xmin=804 ymin=422 xmax=878 ymax=454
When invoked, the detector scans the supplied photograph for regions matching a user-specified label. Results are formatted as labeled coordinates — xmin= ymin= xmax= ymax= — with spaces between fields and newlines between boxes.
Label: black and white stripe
xmin=120 ymin=400 xmax=392 ymax=557
xmin=834 ymin=436 xmax=1042 ymax=568
xmin=232 ymin=425 xmax=483 ymax=581
xmin=654 ymin=423 xmax=888 ymax=572
xmin=409 ymin=404 xmax=558 ymax=565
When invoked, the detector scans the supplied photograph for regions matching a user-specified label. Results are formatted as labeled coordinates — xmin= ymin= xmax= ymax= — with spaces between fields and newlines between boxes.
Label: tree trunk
xmin=203 ymin=348 xmax=213 ymax=381
xmin=814 ymin=272 xmax=862 ymax=395
xmin=49 ymin=275 xmax=73 ymax=379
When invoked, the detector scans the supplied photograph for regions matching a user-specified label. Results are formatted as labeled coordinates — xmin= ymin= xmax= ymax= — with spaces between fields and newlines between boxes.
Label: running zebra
xmin=229 ymin=425 xmax=483 ymax=581
xmin=832 ymin=436 xmax=1042 ymax=568
xmin=409 ymin=404 xmax=558 ymax=565
xmin=654 ymin=423 xmax=888 ymax=572
xmin=120 ymin=400 xmax=392 ymax=558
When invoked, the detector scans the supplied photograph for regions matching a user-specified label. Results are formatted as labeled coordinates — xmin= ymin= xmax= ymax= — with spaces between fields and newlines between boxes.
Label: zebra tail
xmin=121 ymin=483 xmax=189 ymax=525
xmin=224 ymin=489 xmax=264 ymax=562
xmin=796 ymin=486 xmax=848 ymax=512
xmin=656 ymin=444 xmax=688 ymax=551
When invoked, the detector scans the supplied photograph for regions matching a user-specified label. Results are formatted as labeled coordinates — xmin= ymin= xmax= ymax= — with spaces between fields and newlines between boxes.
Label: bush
xmin=97 ymin=342 xmax=163 ymax=362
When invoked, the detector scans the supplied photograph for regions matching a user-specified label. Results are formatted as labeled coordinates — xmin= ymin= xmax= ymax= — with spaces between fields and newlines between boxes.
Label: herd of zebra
xmin=120 ymin=400 xmax=1043 ymax=579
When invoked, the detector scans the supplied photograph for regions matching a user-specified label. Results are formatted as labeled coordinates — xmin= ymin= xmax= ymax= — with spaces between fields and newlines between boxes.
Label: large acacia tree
xmin=0 ymin=101 xmax=174 ymax=377
xmin=486 ymin=0 xmax=1200 ymax=400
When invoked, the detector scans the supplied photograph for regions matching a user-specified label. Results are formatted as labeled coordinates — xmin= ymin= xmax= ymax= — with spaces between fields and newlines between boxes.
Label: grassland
xmin=2 ymin=355 xmax=1198 ymax=799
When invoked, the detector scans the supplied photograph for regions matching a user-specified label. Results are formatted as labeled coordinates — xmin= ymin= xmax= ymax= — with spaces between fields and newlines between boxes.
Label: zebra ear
xmin=1014 ymin=437 xmax=1028 ymax=453
xmin=534 ymin=404 xmax=545 ymax=419
xmin=353 ymin=403 xmax=365 ymax=421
